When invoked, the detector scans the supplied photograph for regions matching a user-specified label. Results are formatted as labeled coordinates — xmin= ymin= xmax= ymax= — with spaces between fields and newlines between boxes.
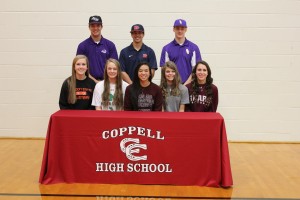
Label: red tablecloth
xmin=39 ymin=110 xmax=233 ymax=187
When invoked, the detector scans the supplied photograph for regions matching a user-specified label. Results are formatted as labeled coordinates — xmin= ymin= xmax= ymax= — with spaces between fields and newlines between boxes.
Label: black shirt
xmin=59 ymin=77 xmax=96 ymax=110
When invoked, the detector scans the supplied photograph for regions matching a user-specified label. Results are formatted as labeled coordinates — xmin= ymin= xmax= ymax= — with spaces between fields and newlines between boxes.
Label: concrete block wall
xmin=0 ymin=0 xmax=299 ymax=141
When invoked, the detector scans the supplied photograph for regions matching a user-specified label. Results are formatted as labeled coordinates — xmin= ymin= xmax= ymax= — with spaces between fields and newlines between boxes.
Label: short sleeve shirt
xmin=160 ymin=38 xmax=201 ymax=83
xmin=165 ymin=84 xmax=189 ymax=112
xmin=92 ymin=81 xmax=128 ymax=110
xmin=119 ymin=43 xmax=157 ymax=80
xmin=77 ymin=36 xmax=118 ymax=80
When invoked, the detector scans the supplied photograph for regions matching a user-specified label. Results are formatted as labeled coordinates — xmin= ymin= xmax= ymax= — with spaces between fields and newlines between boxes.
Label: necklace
xmin=199 ymin=85 xmax=205 ymax=92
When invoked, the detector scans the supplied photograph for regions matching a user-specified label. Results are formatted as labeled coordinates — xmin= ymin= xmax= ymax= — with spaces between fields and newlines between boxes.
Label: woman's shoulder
xmin=64 ymin=76 xmax=72 ymax=81
xmin=86 ymin=76 xmax=94 ymax=82
xmin=179 ymin=84 xmax=188 ymax=90
xmin=211 ymin=83 xmax=218 ymax=89
xmin=150 ymin=82 xmax=160 ymax=87
xmin=86 ymin=77 xmax=96 ymax=86
xmin=185 ymin=82 xmax=192 ymax=89
xmin=125 ymin=83 xmax=133 ymax=91
xmin=95 ymin=80 xmax=105 ymax=89
xmin=211 ymin=83 xmax=218 ymax=93
xmin=62 ymin=76 xmax=71 ymax=85
xmin=150 ymin=82 xmax=161 ymax=89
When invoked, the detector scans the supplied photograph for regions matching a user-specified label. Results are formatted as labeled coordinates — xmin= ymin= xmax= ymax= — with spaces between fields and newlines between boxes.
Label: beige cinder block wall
xmin=0 ymin=0 xmax=299 ymax=141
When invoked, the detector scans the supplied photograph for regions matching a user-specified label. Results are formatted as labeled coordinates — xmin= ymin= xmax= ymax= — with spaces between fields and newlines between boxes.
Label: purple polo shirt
xmin=76 ymin=36 xmax=118 ymax=80
xmin=160 ymin=38 xmax=201 ymax=83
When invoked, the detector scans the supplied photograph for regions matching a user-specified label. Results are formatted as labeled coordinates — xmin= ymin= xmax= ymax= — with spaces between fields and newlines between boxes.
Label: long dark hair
xmin=190 ymin=60 xmax=214 ymax=106
xmin=130 ymin=62 xmax=152 ymax=110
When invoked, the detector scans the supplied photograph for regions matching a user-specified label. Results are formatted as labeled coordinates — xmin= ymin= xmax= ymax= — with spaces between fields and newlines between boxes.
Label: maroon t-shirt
xmin=185 ymin=83 xmax=218 ymax=112
xmin=124 ymin=83 xmax=163 ymax=111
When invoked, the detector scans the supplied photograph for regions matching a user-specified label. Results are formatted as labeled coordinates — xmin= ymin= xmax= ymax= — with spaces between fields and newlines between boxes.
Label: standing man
xmin=160 ymin=19 xmax=202 ymax=85
xmin=77 ymin=15 xmax=118 ymax=83
xmin=119 ymin=24 xmax=157 ymax=84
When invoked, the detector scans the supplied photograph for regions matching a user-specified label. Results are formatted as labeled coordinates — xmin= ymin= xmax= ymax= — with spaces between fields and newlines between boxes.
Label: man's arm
xmin=76 ymin=42 xmax=85 ymax=55
xmin=159 ymin=47 xmax=168 ymax=67
xmin=89 ymin=74 xmax=100 ymax=83
xmin=109 ymin=42 xmax=118 ymax=60
xmin=184 ymin=75 xmax=192 ymax=85
xmin=148 ymin=48 xmax=157 ymax=78
xmin=151 ymin=69 xmax=155 ymax=78
xmin=122 ymin=72 xmax=132 ymax=84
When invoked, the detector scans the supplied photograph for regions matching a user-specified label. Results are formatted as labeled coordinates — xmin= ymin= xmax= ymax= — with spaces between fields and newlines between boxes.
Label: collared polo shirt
xmin=76 ymin=36 xmax=118 ymax=80
xmin=119 ymin=43 xmax=157 ymax=80
xmin=160 ymin=38 xmax=201 ymax=83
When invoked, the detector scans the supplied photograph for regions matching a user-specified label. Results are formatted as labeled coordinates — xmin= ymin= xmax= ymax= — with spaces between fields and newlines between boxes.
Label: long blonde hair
xmin=102 ymin=58 xmax=124 ymax=110
xmin=68 ymin=55 xmax=90 ymax=104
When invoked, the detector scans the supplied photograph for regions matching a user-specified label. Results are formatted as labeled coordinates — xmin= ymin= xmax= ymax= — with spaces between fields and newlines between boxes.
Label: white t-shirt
xmin=92 ymin=80 xmax=128 ymax=110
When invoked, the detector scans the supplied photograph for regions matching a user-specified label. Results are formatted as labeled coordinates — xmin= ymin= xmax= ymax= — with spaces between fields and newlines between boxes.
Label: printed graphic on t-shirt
xmin=108 ymin=93 xmax=114 ymax=110
xmin=138 ymin=93 xmax=154 ymax=111
xmin=76 ymin=88 xmax=93 ymax=100
xmin=190 ymin=95 xmax=206 ymax=104
xmin=101 ymin=87 xmax=115 ymax=110
xmin=190 ymin=95 xmax=212 ymax=107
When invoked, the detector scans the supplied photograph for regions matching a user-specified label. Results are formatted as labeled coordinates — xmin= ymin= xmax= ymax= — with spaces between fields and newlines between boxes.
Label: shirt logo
xmin=133 ymin=25 xmax=140 ymax=31
xmin=91 ymin=16 xmax=100 ymax=22
xmin=186 ymin=49 xmax=189 ymax=54
xmin=143 ymin=54 xmax=148 ymax=58
xmin=101 ymin=49 xmax=107 ymax=54
xmin=120 ymin=138 xmax=147 ymax=161
xmin=129 ymin=55 xmax=133 ymax=57
xmin=76 ymin=91 xmax=87 ymax=95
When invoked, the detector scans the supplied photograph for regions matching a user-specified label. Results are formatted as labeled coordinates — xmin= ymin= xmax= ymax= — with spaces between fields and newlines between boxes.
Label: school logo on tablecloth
xmin=120 ymin=138 xmax=147 ymax=161
xmin=96 ymin=126 xmax=172 ymax=173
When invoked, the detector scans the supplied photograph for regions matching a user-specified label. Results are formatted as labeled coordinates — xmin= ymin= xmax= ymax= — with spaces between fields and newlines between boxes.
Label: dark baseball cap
xmin=89 ymin=15 xmax=102 ymax=24
xmin=130 ymin=24 xmax=144 ymax=33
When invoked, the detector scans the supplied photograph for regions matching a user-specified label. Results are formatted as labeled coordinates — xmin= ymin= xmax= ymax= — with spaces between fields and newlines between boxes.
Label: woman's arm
xmin=95 ymin=106 xmax=102 ymax=110
xmin=123 ymin=86 xmax=133 ymax=111
xmin=179 ymin=104 xmax=185 ymax=112
xmin=59 ymin=80 xmax=70 ymax=109
xmin=153 ymin=86 xmax=163 ymax=111
xmin=212 ymin=85 xmax=219 ymax=112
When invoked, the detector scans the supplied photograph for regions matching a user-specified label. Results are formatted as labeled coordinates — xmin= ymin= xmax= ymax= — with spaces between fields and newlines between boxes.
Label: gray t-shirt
xmin=165 ymin=84 xmax=189 ymax=112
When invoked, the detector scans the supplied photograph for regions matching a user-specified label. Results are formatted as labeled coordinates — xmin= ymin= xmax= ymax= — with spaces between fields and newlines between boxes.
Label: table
xmin=39 ymin=110 xmax=233 ymax=187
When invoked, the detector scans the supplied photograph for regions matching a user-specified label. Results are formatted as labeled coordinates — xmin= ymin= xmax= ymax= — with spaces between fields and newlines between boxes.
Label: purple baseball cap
xmin=173 ymin=19 xmax=187 ymax=27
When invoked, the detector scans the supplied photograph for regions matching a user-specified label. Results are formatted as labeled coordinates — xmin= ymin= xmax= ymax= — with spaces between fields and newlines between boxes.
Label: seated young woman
xmin=124 ymin=62 xmax=162 ymax=111
xmin=59 ymin=55 xmax=95 ymax=110
xmin=92 ymin=58 xmax=128 ymax=110
xmin=185 ymin=60 xmax=218 ymax=112
xmin=160 ymin=61 xmax=189 ymax=112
